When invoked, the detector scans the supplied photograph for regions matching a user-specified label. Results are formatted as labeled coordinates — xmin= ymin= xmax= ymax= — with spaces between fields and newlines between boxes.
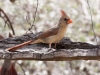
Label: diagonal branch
xmin=0 ymin=8 xmax=15 ymax=35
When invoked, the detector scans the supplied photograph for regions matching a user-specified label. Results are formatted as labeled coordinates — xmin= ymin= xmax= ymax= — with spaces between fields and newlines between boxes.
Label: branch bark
xmin=0 ymin=33 xmax=100 ymax=60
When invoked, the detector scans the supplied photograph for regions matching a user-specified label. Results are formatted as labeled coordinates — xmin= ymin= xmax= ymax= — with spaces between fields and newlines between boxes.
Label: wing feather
xmin=39 ymin=27 xmax=59 ymax=38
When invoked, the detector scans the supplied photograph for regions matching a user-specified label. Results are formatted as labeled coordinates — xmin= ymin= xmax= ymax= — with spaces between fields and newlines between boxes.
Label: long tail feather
xmin=7 ymin=40 xmax=34 ymax=51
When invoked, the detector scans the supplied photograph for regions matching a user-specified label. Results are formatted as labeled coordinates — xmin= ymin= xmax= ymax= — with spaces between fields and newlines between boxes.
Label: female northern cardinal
xmin=0 ymin=59 xmax=18 ymax=75
xmin=7 ymin=10 xmax=73 ymax=51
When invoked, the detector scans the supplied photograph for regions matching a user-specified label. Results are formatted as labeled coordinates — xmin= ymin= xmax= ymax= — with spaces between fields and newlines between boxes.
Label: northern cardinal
xmin=0 ymin=59 xmax=18 ymax=75
xmin=0 ymin=34 xmax=18 ymax=75
xmin=7 ymin=10 xmax=73 ymax=51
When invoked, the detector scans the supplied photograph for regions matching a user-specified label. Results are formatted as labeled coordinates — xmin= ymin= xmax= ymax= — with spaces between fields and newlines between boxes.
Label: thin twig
xmin=25 ymin=15 xmax=34 ymax=33
xmin=32 ymin=0 xmax=38 ymax=25
xmin=16 ymin=61 xmax=26 ymax=75
xmin=86 ymin=0 xmax=98 ymax=55
xmin=26 ymin=0 xmax=38 ymax=33
xmin=26 ymin=16 xmax=32 ymax=26
xmin=86 ymin=0 xmax=98 ymax=44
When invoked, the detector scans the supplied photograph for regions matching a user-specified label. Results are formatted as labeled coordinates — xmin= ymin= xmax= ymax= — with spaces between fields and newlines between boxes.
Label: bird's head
xmin=58 ymin=10 xmax=72 ymax=27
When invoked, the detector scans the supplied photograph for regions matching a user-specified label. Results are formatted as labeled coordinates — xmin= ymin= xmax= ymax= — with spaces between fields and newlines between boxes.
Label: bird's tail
xmin=7 ymin=40 xmax=34 ymax=51
xmin=7 ymin=39 xmax=42 ymax=52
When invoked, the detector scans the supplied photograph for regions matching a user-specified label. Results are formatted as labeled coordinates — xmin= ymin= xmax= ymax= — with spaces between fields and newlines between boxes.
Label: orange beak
xmin=67 ymin=19 xmax=73 ymax=24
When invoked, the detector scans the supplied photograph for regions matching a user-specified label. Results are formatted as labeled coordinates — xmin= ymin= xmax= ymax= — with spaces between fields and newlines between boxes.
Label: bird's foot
xmin=47 ymin=48 xmax=55 ymax=52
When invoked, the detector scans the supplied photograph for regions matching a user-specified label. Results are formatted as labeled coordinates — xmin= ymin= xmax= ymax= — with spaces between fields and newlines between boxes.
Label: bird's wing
xmin=39 ymin=27 xmax=59 ymax=38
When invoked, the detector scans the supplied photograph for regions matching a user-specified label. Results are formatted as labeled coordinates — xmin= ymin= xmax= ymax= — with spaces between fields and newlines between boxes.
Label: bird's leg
xmin=47 ymin=43 xmax=55 ymax=52
xmin=47 ymin=43 xmax=52 ymax=52
xmin=49 ymin=43 xmax=51 ymax=48
xmin=54 ymin=43 xmax=57 ymax=48
xmin=54 ymin=41 xmax=59 ymax=48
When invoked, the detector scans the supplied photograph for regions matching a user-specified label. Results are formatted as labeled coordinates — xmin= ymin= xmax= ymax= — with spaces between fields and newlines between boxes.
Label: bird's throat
xmin=58 ymin=25 xmax=67 ymax=35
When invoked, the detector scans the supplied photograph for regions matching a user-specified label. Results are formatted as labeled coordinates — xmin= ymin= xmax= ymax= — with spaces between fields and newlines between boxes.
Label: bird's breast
xmin=43 ymin=27 xmax=67 ymax=43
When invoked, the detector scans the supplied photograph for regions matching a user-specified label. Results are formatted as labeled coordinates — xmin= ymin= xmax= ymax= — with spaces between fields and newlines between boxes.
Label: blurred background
xmin=0 ymin=0 xmax=100 ymax=75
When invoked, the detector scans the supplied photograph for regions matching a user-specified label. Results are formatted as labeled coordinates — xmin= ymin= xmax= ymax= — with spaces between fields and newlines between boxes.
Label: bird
xmin=0 ymin=59 xmax=18 ymax=75
xmin=7 ymin=10 xmax=73 ymax=51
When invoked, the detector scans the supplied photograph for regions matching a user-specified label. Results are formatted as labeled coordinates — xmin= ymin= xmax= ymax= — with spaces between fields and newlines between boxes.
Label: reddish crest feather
xmin=60 ymin=10 xmax=66 ymax=16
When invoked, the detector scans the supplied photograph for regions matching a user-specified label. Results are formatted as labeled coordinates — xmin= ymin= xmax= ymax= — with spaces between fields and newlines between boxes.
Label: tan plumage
xmin=7 ymin=10 xmax=73 ymax=51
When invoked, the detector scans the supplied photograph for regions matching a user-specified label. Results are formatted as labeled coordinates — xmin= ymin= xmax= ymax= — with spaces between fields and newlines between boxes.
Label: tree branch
xmin=0 ymin=8 xmax=15 ymax=35
xmin=0 ymin=32 xmax=100 ymax=60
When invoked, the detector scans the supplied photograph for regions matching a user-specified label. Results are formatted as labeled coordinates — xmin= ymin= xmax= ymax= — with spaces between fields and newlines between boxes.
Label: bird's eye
xmin=64 ymin=18 xmax=69 ymax=21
